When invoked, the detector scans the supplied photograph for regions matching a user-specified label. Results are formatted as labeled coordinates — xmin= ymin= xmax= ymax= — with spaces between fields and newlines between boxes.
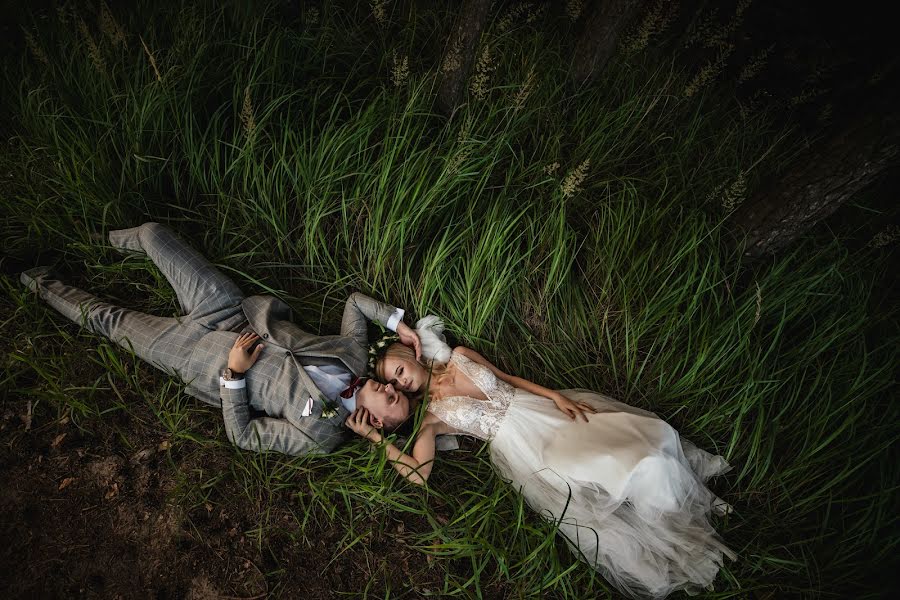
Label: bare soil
xmin=0 ymin=326 xmax=447 ymax=600
xmin=0 ymin=399 xmax=450 ymax=599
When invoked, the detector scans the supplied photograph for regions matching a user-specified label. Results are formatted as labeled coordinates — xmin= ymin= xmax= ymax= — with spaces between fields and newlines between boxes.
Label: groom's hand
xmin=396 ymin=321 xmax=422 ymax=361
xmin=228 ymin=332 xmax=264 ymax=373
xmin=346 ymin=407 xmax=383 ymax=443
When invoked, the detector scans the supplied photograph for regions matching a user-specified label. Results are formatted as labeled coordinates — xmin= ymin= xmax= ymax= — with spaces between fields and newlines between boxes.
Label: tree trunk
xmin=436 ymin=0 xmax=492 ymax=116
xmin=571 ymin=0 xmax=646 ymax=85
xmin=732 ymin=109 xmax=900 ymax=258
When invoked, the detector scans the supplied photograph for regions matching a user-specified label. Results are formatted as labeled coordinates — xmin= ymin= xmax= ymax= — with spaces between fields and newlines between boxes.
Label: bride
xmin=344 ymin=318 xmax=736 ymax=599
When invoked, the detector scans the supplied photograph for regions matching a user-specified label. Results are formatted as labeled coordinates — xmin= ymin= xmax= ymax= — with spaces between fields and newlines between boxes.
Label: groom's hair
xmin=380 ymin=413 xmax=411 ymax=434
xmin=388 ymin=416 xmax=415 ymax=437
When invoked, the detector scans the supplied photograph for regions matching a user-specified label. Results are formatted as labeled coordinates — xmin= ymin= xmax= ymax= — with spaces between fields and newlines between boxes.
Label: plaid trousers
xmin=28 ymin=223 xmax=245 ymax=379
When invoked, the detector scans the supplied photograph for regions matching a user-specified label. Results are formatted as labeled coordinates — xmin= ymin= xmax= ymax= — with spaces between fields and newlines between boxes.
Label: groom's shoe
xmin=20 ymin=266 xmax=53 ymax=292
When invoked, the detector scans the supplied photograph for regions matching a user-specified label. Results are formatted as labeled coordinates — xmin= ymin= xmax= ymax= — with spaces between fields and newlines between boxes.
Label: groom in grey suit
xmin=20 ymin=222 xmax=420 ymax=456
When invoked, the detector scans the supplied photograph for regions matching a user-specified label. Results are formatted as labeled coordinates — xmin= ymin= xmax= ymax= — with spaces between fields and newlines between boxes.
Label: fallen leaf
xmin=21 ymin=400 xmax=32 ymax=431
xmin=59 ymin=416 xmax=70 ymax=426
xmin=104 ymin=483 xmax=119 ymax=500
xmin=401 ymin=556 xmax=411 ymax=577
xmin=427 ymin=538 xmax=441 ymax=564
xmin=130 ymin=448 xmax=154 ymax=463
xmin=51 ymin=433 xmax=67 ymax=448
xmin=58 ymin=477 xmax=75 ymax=491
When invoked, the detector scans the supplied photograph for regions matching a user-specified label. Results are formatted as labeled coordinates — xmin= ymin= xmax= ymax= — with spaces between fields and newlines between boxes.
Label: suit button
xmin=262 ymin=333 xmax=269 ymax=339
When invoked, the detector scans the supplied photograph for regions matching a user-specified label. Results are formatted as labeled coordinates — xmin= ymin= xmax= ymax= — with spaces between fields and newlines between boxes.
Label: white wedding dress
xmin=428 ymin=352 xmax=736 ymax=599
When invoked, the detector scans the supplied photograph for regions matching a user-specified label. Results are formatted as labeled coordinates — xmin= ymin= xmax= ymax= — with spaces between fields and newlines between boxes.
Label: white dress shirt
xmin=305 ymin=306 xmax=405 ymax=411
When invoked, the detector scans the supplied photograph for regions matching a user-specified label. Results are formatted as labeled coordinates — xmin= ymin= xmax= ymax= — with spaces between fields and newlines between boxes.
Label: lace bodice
xmin=426 ymin=352 xmax=516 ymax=441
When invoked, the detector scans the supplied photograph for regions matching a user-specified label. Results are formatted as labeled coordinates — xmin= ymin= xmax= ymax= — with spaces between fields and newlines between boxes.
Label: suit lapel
xmin=242 ymin=294 xmax=367 ymax=375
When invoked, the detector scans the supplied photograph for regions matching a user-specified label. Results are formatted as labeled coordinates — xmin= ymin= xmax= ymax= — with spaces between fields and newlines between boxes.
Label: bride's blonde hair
xmin=375 ymin=342 xmax=447 ymax=389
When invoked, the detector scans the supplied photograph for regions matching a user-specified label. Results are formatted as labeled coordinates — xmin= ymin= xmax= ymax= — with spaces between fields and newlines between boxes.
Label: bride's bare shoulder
xmin=424 ymin=410 xmax=459 ymax=434
xmin=423 ymin=410 xmax=444 ymax=424
xmin=450 ymin=346 xmax=475 ymax=365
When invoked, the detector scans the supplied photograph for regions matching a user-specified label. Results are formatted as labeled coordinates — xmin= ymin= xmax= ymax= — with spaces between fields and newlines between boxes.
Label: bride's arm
xmin=346 ymin=409 xmax=454 ymax=485
xmin=453 ymin=346 xmax=596 ymax=422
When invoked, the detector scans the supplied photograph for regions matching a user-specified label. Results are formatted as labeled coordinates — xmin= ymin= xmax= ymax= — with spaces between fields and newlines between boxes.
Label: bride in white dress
xmin=345 ymin=321 xmax=736 ymax=599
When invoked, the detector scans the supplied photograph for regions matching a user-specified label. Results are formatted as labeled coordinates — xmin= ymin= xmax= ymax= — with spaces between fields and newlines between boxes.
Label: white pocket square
xmin=301 ymin=396 xmax=314 ymax=417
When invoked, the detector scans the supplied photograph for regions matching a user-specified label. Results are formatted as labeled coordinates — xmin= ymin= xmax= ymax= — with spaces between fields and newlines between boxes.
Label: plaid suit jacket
xmin=185 ymin=292 xmax=399 ymax=455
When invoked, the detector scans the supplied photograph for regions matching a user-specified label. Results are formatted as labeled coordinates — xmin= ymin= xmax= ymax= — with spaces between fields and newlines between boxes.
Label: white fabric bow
xmin=415 ymin=315 xmax=453 ymax=364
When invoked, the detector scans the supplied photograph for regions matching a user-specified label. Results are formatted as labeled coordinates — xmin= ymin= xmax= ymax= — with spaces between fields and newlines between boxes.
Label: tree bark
xmin=732 ymin=109 xmax=900 ymax=258
xmin=571 ymin=0 xmax=646 ymax=85
xmin=436 ymin=0 xmax=492 ymax=116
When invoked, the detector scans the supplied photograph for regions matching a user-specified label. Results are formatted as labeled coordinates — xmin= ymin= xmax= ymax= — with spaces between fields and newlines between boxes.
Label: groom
xmin=19 ymin=222 xmax=421 ymax=455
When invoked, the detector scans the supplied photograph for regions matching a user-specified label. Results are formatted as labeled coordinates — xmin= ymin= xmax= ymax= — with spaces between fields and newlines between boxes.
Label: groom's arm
xmin=340 ymin=292 xmax=406 ymax=345
xmin=219 ymin=383 xmax=320 ymax=455
xmin=218 ymin=332 xmax=320 ymax=456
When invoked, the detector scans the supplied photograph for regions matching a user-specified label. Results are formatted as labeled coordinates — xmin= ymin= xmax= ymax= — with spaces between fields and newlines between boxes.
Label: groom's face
xmin=356 ymin=379 xmax=410 ymax=430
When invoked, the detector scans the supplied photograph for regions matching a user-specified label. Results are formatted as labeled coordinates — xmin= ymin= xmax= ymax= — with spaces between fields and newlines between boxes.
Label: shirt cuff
xmin=219 ymin=376 xmax=247 ymax=390
xmin=385 ymin=307 xmax=405 ymax=332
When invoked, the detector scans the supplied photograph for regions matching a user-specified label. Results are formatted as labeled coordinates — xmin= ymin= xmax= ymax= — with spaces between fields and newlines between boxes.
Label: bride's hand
xmin=551 ymin=394 xmax=596 ymax=422
xmin=345 ymin=407 xmax=383 ymax=443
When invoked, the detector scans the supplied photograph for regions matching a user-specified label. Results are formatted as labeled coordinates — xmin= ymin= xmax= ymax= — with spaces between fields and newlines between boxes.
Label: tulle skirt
xmin=489 ymin=389 xmax=736 ymax=599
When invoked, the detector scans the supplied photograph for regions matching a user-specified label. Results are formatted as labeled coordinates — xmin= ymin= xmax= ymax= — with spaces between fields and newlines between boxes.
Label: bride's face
xmin=381 ymin=354 xmax=428 ymax=393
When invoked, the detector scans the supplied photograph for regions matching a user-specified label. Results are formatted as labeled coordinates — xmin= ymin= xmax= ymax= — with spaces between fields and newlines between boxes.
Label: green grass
xmin=1 ymin=0 xmax=897 ymax=597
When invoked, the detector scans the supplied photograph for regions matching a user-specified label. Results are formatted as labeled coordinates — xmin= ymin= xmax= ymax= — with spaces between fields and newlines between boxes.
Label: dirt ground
xmin=0 ymin=405 xmax=454 ymax=599
xmin=0 ymin=382 xmax=446 ymax=599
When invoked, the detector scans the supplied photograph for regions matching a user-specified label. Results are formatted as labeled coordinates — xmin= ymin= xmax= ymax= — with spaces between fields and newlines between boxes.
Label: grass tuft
xmin=0 ymin=1 xmax=895 ymax=597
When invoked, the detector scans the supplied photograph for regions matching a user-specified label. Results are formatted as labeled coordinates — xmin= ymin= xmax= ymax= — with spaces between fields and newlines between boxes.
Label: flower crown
xmin=367 ymin=330 xmax=400 ymax=377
